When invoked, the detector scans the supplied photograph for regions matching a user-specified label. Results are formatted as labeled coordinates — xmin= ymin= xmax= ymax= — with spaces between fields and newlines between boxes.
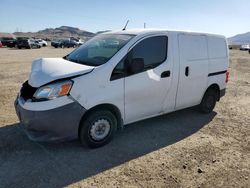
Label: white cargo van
xmin=15 ymin=29 xmax=229 ymax=148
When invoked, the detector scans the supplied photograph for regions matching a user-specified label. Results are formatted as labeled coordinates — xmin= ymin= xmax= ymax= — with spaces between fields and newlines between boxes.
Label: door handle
xmin=161 ymin=70 xmax=171 ymax=78
xmin=185 ymin=66 xmax=189 ymax=76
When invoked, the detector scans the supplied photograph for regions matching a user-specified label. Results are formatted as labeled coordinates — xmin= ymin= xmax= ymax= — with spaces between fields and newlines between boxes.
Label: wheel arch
xmin=78 ymin=103 xmax=123 ymax=138
xmin=204 ymin=83 xmax=220 ymax=101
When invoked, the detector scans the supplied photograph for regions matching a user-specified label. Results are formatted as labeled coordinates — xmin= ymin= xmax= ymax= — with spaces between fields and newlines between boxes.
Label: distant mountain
xmin=13 ymin=26 xmax=95 ymax=40
xmin=228 ymin=32 xmax=250 ymax=45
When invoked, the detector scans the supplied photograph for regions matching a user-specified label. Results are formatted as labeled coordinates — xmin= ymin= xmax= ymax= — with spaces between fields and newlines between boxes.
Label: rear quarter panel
xmin=207 ymin=36 xmax=229 ymax=90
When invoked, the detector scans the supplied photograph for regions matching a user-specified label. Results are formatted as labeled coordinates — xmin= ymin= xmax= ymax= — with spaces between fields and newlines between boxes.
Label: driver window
xmin=132 ymin=36 xmax=168 ymax=70
xmin=110 ymin=36 xmax=168 ymax=81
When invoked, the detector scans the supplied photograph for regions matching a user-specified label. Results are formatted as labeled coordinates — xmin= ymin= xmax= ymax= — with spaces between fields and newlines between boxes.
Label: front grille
xmin=20 ymin=81 xmax=37 ymax=101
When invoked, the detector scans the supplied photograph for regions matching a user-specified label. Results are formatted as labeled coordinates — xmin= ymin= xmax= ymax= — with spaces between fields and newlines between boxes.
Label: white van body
xmin=15 ymin=29 xmax=229 ymax=147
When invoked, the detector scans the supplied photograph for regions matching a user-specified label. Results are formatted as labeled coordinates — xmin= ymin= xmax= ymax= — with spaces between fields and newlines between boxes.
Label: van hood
xmin=28 ymin=58 xmax=94 ymax=87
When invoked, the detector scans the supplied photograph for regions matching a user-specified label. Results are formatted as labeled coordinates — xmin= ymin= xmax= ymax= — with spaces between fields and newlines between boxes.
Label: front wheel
xmin=79 ymin=110 xmax=117 ymax=148
xmin=199 ymin=89 xmax=218 ymax=113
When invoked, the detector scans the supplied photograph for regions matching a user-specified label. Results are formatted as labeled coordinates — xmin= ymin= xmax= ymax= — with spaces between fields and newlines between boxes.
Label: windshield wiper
xmin=66 ymin=58 xmax=94 ymax=66
xmin=64 ymin=55 xmax=99 ymax=67
xmin=77 ymin=60 xmax=97 ymax=66
xmin=64 ymin=56 xmax=79 ymax=64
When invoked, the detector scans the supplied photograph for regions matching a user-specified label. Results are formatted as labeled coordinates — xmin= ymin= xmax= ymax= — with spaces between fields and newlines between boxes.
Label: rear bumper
xmin=220 ymin=88 xmax=226 ymax=98
xmin=15 ymin=96 xmax=86 ymax=142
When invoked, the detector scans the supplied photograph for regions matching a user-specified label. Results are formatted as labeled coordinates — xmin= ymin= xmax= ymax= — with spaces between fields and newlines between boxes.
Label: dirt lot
xmin=0 ymin=47 xmax=249 ymax=188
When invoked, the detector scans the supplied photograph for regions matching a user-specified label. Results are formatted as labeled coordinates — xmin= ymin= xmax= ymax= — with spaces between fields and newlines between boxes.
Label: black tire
xmin=199 ymin=89 xmax=218 ymax=113
xmin=79 ymin=110 xmax=117 ymax=148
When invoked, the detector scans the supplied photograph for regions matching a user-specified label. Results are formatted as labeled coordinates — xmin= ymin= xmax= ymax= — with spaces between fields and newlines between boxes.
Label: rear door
xmin=176 ymin=34 xmax=209 ymax=109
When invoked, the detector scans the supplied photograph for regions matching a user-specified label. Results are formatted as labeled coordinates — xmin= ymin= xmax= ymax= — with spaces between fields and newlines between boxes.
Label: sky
xmin=0 ymin=0 xmax=249 ymax=37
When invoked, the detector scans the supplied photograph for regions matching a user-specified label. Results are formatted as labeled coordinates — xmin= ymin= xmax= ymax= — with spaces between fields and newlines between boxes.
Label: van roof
xmin=104 ymin=28 xmax=225 ymax=38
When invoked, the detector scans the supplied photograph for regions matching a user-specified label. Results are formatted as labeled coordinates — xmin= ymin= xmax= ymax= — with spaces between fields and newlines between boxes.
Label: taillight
xmin=226 ymin=71 xmax=229 ymax=83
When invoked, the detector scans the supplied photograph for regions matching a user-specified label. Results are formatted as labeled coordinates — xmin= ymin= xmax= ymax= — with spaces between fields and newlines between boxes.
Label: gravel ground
xmin=0 ymin=47 xmax=249 ymax=188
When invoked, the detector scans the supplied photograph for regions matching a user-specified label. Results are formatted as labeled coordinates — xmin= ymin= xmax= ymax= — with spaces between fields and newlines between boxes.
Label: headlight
xmin=33 ymin=80 xmax=73 ymax=100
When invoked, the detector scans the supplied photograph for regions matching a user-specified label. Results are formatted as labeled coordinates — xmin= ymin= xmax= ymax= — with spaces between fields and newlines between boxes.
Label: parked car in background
xmin=35 ymin=39 xmax=48 ymax=47
xmin=70 ymin=38 xmax=84 ymax=46
xmin=248 ymin=49 xmax=250 ymax=54
xmin=51 ymin=39 xmax=78 ymax=48
xmin=1 ymin=39 xmax=17 ymax=48
xmin=17 ymin=39 xmax=42 ymax=49
xmin=51 ymin=39 xmax=63 ymax=48
xmin=240 ymin=44 xmax=250 ymax=51
xmin=0 ymin=41 xmax=2 ymax=48
xmin=61 ymin=39 xmax=78 ymax=48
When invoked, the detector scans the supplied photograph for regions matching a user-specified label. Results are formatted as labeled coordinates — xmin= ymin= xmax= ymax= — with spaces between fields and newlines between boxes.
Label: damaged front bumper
xmin=14 ymin=95 xmax=86 ymax=142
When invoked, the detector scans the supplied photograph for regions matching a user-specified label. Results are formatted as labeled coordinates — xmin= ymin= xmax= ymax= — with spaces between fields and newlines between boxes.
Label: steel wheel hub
xmin=90 ymin=119 xmax=111 ymax=141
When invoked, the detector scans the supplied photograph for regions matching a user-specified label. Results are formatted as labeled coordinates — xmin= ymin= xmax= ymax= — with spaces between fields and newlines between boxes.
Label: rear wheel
xmin=79 ymin=110 xmax=117 ymax=148
xmin=199 ymin=89 xmax=218 ymax=113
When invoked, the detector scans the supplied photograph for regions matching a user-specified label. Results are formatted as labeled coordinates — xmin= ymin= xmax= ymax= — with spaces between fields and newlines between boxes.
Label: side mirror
xmin=129 ymin=58 xmax=144 ymax=74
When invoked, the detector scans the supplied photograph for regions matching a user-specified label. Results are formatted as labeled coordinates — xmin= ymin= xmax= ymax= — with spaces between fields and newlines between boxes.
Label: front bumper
xmin=14 ymin=96 xmax=86 ymax=142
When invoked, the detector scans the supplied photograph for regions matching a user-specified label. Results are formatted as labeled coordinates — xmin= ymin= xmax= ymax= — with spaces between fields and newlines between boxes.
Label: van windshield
xmin=64 ymin=34 xmax=134 ymax=66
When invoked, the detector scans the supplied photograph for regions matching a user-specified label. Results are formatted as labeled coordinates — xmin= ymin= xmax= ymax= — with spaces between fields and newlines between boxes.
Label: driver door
xmin=124 ymin=35 xmax=173 ymax=123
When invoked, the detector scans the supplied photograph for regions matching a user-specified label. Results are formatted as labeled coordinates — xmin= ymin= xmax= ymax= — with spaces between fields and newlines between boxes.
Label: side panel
xmin=176 ymin=34 xmax=209 ymax=109
xmin=124 ymin=64 xmax=173 ymax=123
xmin=207 ymin=36 xmax=229 ymax=90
